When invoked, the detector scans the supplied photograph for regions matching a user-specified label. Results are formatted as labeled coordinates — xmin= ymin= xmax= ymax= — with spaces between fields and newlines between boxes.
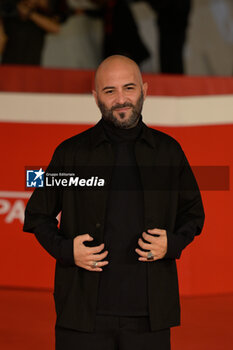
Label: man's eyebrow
xmin=102 ymin=86 xmax=115 ymax=91
xmin=102 ymin=83 xmax=136 ymax=91
xmin=124 ymin=83 xmax=136 ymax=87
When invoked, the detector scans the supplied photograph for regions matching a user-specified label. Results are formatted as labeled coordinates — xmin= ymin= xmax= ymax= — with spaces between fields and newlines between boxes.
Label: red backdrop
xmin=0 ymin=66 xmax=233 ymax=296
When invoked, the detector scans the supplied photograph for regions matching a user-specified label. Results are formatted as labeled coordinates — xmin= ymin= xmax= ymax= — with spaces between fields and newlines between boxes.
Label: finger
xmin=88 ymin=243 xmax=105 ymax=254
xmin=88 ymin=260 xmax=109 ymax=270
xmin=142 ymin=232 xmax=155 ymax=243
xmin=89 ymin=250 xmax=108 ymax=261
xmin=135 ymin=248 xmax=149 ymax=258
xmin=74 ymin=262 xmax=103 ymax=271
xmin=91 ymin=260 xmax=109 ymax=267
xmin=138 ymin=238 xmax=151 ymax=250
xmin=78 ymin=234 xmax=94 ymax=243
xmin=147 ymin=228 xmax=166 ymax=235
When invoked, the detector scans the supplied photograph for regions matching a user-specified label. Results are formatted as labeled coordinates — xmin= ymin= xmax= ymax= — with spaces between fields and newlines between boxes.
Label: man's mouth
xmin=114 ymin=107 xmax=131 ymax=113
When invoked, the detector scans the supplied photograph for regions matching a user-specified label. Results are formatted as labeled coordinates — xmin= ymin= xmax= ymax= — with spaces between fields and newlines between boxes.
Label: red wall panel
xmin=0 ymin=122 xmax=232 ymax=296
xmin=0 ymin=67 xmax=233 ymax=296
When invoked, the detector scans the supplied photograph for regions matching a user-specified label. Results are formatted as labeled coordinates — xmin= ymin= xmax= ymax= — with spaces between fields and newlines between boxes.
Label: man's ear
xmin=92 ymin=90 xmax=98 ymax=106
xmin=142 ymin=82 xmax=148 ymax=100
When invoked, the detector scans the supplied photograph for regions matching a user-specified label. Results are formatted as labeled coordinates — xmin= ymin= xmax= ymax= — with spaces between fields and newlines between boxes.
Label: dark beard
xmin=97 ymin=91 xmax=144 ymax=129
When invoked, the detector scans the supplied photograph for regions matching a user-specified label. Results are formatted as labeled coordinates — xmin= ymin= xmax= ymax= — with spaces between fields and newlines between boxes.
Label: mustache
xmin=111 ymin=103 xmax=133 ymax=111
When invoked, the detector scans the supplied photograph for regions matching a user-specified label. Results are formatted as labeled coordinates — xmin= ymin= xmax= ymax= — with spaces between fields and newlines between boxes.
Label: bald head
xmin=92 ymin=55 xmax=147 ymax=129
xmin=94 ymin=55 xmax=143 ymax=92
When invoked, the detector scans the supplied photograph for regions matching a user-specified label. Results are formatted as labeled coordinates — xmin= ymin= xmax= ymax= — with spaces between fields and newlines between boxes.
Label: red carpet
xmin=0 ymin=288 xmax=232 ymax=349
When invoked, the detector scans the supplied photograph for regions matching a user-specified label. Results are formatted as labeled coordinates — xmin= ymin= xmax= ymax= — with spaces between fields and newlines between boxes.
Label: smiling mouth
xmin=114 ymin=107 xmax=131 ymax=113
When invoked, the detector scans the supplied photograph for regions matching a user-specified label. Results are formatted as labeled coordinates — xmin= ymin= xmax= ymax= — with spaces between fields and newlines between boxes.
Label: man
xmin=23 ymin=55 xmax=205 ymax=349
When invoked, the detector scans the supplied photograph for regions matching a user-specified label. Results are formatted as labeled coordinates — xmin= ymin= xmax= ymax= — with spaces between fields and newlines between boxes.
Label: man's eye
xmin=126 ymin=86 xmax=134 ymax=90
xmin=105 ymin=90 xmax=113 ymax=94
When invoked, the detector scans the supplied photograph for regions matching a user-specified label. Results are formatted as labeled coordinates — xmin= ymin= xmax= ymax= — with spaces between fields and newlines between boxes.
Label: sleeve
xmin=23 ymin=145 xmax=75 ymax=266
xmin=164 ymin=149 xmax=205 ymax=259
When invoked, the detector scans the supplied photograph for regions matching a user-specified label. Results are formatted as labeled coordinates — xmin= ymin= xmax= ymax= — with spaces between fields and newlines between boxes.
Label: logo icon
xmin=26 ymin=168 xmax=45 ymax=188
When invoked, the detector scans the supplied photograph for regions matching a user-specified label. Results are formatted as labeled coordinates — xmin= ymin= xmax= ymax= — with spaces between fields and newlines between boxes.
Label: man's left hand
xmin=135 ymin=228 xmax=167 ymax=261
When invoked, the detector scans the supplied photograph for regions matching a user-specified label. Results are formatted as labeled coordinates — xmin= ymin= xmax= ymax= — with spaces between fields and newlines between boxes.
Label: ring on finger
xmin=92 ymin=261 xmax=98 ymax=268
xmin=147 ymin=251 xmax=154 ymax=260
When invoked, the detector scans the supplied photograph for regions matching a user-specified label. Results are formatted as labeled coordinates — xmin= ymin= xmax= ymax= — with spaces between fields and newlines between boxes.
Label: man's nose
xmin=115 ymin=91 xmax=127 ymax=105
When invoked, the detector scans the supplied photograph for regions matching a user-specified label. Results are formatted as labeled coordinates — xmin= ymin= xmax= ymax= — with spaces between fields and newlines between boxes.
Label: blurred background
xmin=0 ymin=1 xmax=233 ymax=349
xmin=0 ymin=0 xmax=232 ymax=74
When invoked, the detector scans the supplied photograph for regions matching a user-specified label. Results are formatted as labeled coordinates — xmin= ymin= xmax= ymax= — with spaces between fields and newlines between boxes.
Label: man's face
xmin=97 ymin=89 xmax=144 ymax=129
xmin=93 ymin=59 xmax=147 ymax=129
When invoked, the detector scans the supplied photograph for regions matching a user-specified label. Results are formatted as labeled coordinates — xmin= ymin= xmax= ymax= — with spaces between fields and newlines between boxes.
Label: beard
xmin=97 ymin=90 xmax=144 ymax=129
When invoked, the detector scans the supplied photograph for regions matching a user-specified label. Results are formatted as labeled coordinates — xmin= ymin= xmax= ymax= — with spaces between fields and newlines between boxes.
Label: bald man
xmin=24 ymin=55 xmax=205 ymax=350
xmin=93 ymin=55 xmax=147 ymax=129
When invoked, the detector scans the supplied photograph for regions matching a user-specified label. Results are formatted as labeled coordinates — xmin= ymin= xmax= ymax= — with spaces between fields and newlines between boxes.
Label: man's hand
xmin=73 ymin=234 xmax=108 ymax=272
xmin=135 ymin=228 xmax=167 ymax=261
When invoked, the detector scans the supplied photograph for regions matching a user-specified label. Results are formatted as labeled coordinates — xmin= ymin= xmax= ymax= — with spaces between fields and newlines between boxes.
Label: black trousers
xmin=55 ymin=315 xmax=171 ymax=350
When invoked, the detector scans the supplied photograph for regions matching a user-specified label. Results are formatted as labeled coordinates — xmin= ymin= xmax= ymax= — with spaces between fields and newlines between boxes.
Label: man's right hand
xmin=73 ymin=234 xmax=109 ymax=272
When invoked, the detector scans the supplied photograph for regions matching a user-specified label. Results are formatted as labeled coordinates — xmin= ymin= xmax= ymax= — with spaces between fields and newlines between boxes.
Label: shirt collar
xmin=90 ymin=117 xmax=157 ymax=149
xmin=140 ymin=121 xmax=157 ymax=149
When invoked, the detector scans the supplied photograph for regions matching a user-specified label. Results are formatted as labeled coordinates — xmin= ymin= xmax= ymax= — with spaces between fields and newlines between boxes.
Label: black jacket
xmin=23 ymin=119 xmax=205 ymax=332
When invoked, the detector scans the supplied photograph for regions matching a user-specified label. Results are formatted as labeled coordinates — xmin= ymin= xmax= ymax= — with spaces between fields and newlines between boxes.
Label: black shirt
xmin=96 ymin=118 xmax=148 ymax=316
